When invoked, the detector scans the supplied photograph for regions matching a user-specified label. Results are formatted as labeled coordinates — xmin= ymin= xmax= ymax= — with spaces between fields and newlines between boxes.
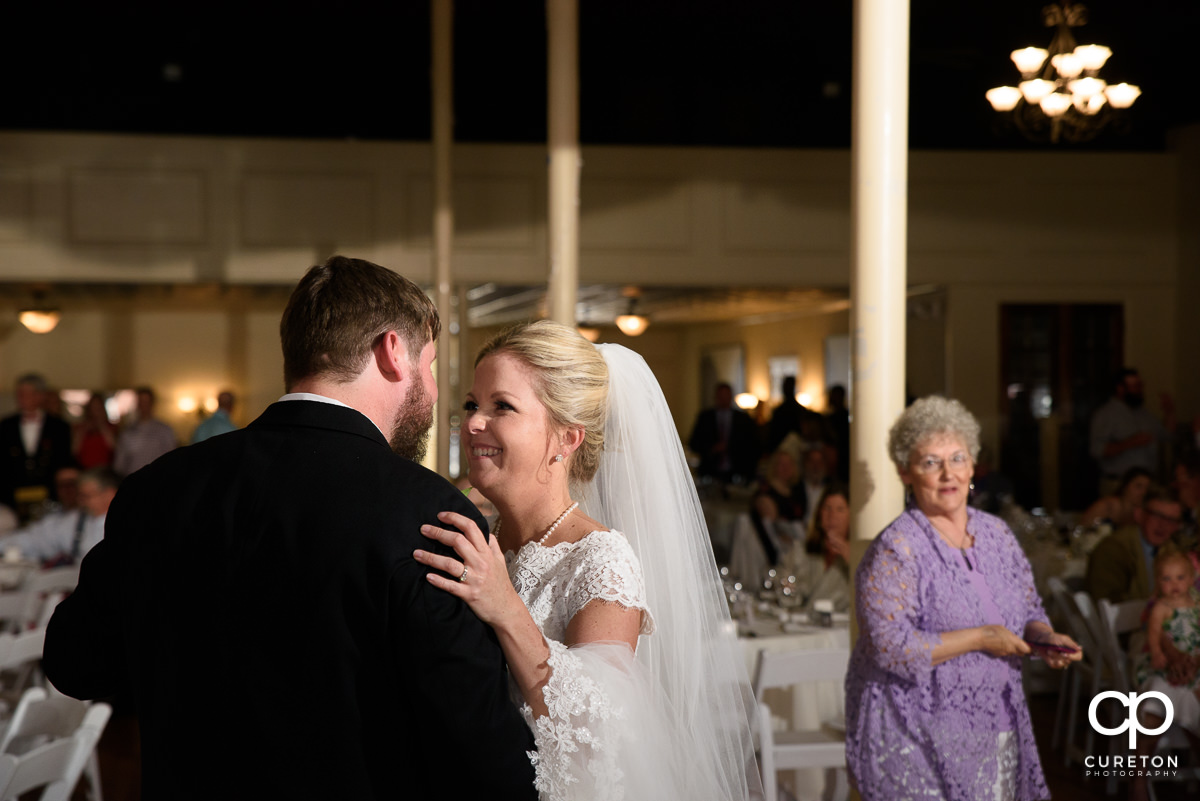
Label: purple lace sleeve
xmin=855 ymin=528 xmax=941 ymax=683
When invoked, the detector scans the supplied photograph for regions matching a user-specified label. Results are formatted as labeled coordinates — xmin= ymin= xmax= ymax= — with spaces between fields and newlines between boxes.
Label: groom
xmin=44 ymin=257 xmax=537 ymax=800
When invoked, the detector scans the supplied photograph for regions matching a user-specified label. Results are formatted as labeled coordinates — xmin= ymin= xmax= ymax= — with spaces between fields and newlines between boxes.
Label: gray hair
xmin=79 ymin=466 xmax=121 ymax=492
xmin=887 ymin=396 xmax=981 ymax=470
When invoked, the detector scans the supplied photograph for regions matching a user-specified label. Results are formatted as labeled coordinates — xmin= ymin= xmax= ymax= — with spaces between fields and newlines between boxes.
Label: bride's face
xmin=463 ymin=352 xmax=559 ymax=496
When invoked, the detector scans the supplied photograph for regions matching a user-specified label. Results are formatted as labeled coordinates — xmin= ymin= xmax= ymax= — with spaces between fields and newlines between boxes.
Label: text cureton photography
xmin=1084 ymin=754 xmax=1179 ymax=779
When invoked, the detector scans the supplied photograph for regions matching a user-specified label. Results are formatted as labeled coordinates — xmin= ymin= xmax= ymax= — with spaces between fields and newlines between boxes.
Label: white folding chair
xmin=752 ymin=647 xmax=848 ymax=801
xmin=0 ymin=628 xmax=47 ymax=708
xmin=1046 ymin=578 xmax=1105 ymax=766
xmin=17 ymin=568 xmax=79 ymax=631
xmin=0 ymin=688 xmax=108 ymax=801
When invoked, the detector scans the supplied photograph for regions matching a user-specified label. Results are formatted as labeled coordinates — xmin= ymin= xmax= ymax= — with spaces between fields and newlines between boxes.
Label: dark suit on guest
xmin=689 ymin=406 xmax=760 ymax=481
xmin=0 ymin=412 xmax=73 ymax=513
xmin=44 ymin=400 xmax=537 ymax=801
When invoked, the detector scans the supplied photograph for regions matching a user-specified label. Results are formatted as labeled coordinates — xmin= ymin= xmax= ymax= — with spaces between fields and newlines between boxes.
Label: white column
xmin=432 ymin=0 xmax=454 ymax=476
xmin=546 ymin=0 xmax=580 ymax=326
xmin=849 ymin=0 xmax=910 ymax=549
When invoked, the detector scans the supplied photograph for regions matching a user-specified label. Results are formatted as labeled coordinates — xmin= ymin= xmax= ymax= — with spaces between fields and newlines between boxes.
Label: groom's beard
xmin=390 ymin=377 xmax=434 ymax=462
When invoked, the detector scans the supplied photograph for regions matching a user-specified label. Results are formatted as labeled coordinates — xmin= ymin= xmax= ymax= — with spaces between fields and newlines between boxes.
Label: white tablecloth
xmin=741 ymin=619 xmax=850 ymax=801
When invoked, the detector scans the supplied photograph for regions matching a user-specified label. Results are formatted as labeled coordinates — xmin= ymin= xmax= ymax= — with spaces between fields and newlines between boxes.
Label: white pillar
xmin=546 ymin=0 xmax=580 ymax=326
xmin=849 ymin=0 xmax=910 ymax=548
xmin=432 ymin=0 xmax=454 ymax=476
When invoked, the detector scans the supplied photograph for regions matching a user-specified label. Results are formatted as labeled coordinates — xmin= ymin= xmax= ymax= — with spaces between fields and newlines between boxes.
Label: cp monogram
xmin=1088 ymin=691 xmax=1174 ymax=749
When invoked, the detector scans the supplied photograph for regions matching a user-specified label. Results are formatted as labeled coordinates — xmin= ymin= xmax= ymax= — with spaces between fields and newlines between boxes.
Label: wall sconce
xmin=577 ymin=326 xmax=600 ymax=343
xmin=18 ymin=309 xmax=61 ymax=334
xmin=177 ymin=397 xmax=198 ymax=413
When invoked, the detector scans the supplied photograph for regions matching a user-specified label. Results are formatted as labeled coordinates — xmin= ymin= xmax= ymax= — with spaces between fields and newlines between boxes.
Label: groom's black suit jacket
xmin=45 ymin=400 xmax=537 ymax=800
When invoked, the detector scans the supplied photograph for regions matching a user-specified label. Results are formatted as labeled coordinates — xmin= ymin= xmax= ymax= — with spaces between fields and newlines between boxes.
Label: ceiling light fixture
xmin=986 ymin=2 xmax=1139 ymax=144
xmin=18 ymin=309 xmax=61 ymax=334
xmin=614 ymin=287 xmax=650 ymax=337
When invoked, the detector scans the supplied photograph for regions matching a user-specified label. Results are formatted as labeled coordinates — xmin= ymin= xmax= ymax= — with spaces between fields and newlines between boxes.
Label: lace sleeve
xmin=856 ymin=530 xmax=941 ymax=684
xmin=521 ymin=639 xmax=677 ymax=801
xmin=565 ymin=532 xmax=655 ymax=635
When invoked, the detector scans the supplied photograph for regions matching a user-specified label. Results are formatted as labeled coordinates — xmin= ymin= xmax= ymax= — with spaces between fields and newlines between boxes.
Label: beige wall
xmin=0 ymin=131 xmax=1192 ymax=473
xmin=0 ymin=296 xmax=287 ymax=443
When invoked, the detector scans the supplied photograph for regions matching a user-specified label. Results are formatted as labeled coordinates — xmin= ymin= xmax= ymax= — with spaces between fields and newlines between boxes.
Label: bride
xmin=413 ymin=320 xmax=760 ymax=800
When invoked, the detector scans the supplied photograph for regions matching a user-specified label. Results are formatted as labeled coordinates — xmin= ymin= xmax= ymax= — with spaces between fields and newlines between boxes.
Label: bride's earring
xmin=554 ymin=454 xmax=564 ymax=463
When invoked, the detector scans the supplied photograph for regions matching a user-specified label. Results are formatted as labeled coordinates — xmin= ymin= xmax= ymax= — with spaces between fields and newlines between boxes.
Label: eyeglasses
xmin=910 ymin=452 xmax=972 ymax=475
xmin=1145 ymin=508 xmax=1184 ymax=526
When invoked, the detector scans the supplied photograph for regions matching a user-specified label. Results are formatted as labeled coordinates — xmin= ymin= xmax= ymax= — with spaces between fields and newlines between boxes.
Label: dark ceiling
xmin=4 ymin=1 xmax=1196 ymax=151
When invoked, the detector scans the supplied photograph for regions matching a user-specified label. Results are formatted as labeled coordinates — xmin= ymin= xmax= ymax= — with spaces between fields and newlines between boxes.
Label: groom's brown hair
xmin=280 ymin=255 xmax=440 ymax=390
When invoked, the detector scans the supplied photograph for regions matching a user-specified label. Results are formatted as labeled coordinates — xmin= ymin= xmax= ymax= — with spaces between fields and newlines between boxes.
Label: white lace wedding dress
xmin=506 ymin=529 xmax=700 ymax=801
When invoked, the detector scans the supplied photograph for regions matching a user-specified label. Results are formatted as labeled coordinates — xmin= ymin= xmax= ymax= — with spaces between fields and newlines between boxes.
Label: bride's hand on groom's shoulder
xmin=414 ymin=511 xmax=522 ymax=627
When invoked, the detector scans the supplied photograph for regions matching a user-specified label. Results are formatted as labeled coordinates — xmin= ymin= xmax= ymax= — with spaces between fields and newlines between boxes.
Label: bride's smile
xmin=463 ymin=352 xmax=561 ymax=497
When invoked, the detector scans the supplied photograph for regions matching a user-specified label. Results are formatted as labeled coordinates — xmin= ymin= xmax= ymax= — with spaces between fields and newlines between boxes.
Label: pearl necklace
xmin=495 ymin=501 xmax=579 ymax=547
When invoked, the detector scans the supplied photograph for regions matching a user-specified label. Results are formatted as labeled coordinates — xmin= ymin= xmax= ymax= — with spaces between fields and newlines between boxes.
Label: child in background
xmin=1134 ymin=545 xmax=1200 ymax=698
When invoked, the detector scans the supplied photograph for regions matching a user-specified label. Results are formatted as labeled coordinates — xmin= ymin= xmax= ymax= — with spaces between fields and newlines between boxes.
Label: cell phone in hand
xmin=1024 ymin=638 xmax=1079 ymax=654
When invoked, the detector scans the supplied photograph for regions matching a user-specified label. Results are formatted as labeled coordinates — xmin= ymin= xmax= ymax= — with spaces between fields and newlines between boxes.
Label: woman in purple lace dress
xmin=845 ymin=397 xmax=1082 ymax=800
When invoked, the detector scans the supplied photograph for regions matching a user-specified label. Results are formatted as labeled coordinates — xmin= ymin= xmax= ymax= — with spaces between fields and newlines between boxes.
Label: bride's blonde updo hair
xmin=476 ymin=320 xmax=609 ymax=484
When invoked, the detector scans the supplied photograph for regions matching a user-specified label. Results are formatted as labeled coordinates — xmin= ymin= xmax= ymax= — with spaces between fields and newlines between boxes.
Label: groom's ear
xmin=374 ymin=330 xmax=408 ymax=383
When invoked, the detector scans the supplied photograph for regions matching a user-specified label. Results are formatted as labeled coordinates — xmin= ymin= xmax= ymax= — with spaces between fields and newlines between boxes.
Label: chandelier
xmin=985 ymin=2 xmax=1140 ymax=144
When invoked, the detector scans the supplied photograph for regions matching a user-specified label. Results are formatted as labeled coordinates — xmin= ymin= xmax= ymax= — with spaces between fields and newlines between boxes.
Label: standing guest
xmin=688 ymin=381 xmax=760 ymax=484
xmin=1085 ymin=486 xmax=1186 ymax=604
xmin=112 ymin=387 xmax=177 ymax=477
xmin=825 ymin=384 xmax=851 ymax=483
xmin=846 ymin=396 xmax=1079 ymax=801
xmin=44 ymin=256 xmax=537 ymax=801
xmin=1090 ymin=367 xmax=1173 ymax=493
xmin=190 ymin=390 xmax=238 ymax=443
xmin=72 ymin=393 xmax=117 ymax=469
xmin=0 ymin=373 xmax=74 ymax=522
xmin=0 ymin=467 xmax=117 ymax=566
xmin=1079 ymin=466 xmax=1153 ymax=529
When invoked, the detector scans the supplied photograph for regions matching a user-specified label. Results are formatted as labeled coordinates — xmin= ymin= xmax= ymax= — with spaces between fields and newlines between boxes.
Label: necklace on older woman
xmin=494 ymin=501 xmax=579 ymax=547
xmin=933 ymin=524 xmax=975 ymax=571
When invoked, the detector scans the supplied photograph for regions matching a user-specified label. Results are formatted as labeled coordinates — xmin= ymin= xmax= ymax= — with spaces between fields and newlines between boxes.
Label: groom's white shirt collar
xmin=278 ymin=392 xmax=385 ymax=438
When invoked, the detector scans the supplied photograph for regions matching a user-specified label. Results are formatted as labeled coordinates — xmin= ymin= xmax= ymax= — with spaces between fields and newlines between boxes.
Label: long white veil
xmin=575 ymin=344 xmax=761 ymax=800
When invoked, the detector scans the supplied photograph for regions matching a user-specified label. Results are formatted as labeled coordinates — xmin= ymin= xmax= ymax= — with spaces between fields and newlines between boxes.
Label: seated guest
xmin=845 ymin=396 xmax=1079 ymax=801
xmin=1129 ymin=545 xmax=1200 ymax=801
xmin=798 ymin=446 xmax=831 ymax=529
xmin=1085 ymin=485 xmax=1186 ymax=604
xmin=0 ymin=467 xmax=118 ymax=565
xmin=1174 ymin=452 xmax=1200 ymax=525
xmin=750 ymin=450 xmax=806 ymax=564
xmin=787 ymin=484 xmax=850 ymax=611
xmin=1079 ymin=466 xmax=1153 ymax=529
xmin=72 ymin=392 xmax=117 ymax=469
